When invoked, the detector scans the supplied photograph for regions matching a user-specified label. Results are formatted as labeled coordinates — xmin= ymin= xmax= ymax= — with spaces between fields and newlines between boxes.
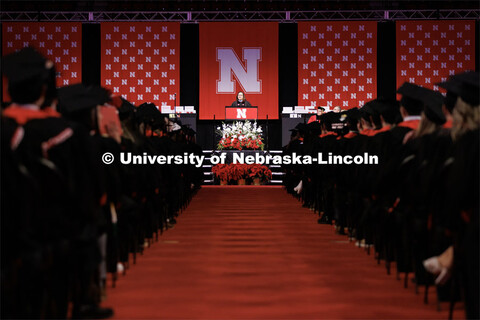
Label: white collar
xmin=403 ymin=115 xmax=421 ymax=121
xmin=13 ymin=103 xmax=40 ymax=110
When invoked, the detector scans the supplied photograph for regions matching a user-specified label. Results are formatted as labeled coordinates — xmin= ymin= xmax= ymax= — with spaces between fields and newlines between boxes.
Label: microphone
xmin=213 ymin=114 xmax=216 ymax=150
xmin=174 ymin=93 xmax=177 ymax=120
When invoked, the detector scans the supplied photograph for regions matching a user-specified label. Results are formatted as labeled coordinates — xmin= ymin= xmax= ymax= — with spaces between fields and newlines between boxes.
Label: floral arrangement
xmin=248 ymin=164 xmax=273 ymax=180
xmin=229 ymin=163 xmax=250 ymax=181
xmin=211 ymin=163 xmax=272 ymax=184
xmin=216 ymin=121 xmax=264 ymax=150
xmin=211 ymin=164 xmax=229 ymax=181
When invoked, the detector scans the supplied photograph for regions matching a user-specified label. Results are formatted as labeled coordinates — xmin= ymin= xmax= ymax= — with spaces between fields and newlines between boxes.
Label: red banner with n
xmin=199 ymin=22 xmax=278 ymax=120
xmin=396 ymin=20 xmax=476 ymax=93
xmin=298 ymin=21 xmax=377 ymax=110
xmin=2 ymin=22 xmax=82 ymax=101
xmin=101 ymin=22 xmax=180 ymax=107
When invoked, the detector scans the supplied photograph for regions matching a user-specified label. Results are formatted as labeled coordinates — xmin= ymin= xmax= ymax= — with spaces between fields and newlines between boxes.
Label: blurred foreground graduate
xmin=58 ymin=83 xmax=127 ymax=319
xmin=1 ymin=48 xmax=113 ymax=319
xmin=283 ymin=71 xmax=479 ymax=319
xmin=422 ymin=71 xmax=480 ymax=319
xmin=372 ymin=83 xmax=435 ymax=198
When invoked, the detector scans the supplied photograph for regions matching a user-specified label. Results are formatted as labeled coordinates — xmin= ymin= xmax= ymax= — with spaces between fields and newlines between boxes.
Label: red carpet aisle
xmin=103 ymin=186 xmax=457 ymax=319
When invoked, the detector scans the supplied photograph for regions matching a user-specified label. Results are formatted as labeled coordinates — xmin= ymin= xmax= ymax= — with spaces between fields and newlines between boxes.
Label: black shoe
xmin=73 ymin=305 xmax=114 ymax=319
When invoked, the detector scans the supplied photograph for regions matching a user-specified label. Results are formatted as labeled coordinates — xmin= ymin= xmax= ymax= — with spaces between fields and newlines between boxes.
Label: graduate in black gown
xmin=285 ymin=72 xmax=478 ymax=318
xmin=422 ymin=71 xmax=480 ymax=319
xmin=2 ymin=48 xmax=113 ymax=319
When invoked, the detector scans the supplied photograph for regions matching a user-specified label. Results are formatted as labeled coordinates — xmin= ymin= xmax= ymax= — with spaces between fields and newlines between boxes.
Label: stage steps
xmin=201 ymin=150 xmax=285 ymax=185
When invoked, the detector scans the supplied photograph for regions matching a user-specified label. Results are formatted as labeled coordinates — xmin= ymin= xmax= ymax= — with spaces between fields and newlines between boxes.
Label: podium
xmin=225 ymin=106 xmax=258 ymax=120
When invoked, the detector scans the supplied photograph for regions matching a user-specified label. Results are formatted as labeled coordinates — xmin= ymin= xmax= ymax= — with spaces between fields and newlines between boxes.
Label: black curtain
xmin=0 ymin=23 xmax=3 ymax=104
xmin=181 ymin=23 xmax=216 ymax=150
xmin=279 ymin=23 xmax=298 ymax=109
xmin=82 ymin=23 xmax=101 ymax=86
xmin=180 ymin=23 xmax=199 ymax=108
xmin=377 ymin=20 xmax=396 ymax=99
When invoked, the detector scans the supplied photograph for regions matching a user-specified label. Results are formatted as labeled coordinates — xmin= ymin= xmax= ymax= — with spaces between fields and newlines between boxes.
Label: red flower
xmin=248 ymin=164 xmax=272 ymax=180
xmin=212 ymin=164 xmax=229 ymax=181
xmin=213 ymin=163 xmax=272 ymax=182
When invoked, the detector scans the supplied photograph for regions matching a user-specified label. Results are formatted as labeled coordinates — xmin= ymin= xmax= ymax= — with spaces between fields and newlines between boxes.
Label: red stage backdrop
xmin=199 ymin=22 xmax=278 ymax=120
xmin=2 ymin=22 xmax=82 ymax=101
xmin=396 ymin=20 xmax=476 ymax=93
xmin=101 ymin=22 xmax=180 ymax=107
xmin=298 ymin=21 xmax=377 ymax=110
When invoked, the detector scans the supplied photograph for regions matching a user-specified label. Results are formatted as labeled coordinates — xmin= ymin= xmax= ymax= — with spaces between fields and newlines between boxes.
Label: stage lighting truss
xmin=1 ymin=10 xmax=479 ymax=22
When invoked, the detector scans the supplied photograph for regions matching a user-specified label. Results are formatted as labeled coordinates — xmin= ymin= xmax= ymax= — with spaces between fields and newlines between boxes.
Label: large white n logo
xmin=237 ymin=108 xmax=247 ymax=119
xmin=216 ymin=47 xmax=262 ymax=93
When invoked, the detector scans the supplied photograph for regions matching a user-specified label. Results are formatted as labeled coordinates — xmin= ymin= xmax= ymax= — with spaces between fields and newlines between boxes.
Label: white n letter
xmin=237 ymin=108 xmax=247 ymax=119
xmin=217 ymin=47 xmax=261 ymax=93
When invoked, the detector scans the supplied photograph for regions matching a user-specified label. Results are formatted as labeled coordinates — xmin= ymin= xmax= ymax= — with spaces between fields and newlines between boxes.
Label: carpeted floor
xmin=103 ymin=186 xmax=460 ymax=319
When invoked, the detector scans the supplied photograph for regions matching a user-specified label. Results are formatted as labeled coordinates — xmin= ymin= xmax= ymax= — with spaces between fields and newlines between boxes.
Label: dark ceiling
xmin=1 ymin=1 xmax=478 ymax=12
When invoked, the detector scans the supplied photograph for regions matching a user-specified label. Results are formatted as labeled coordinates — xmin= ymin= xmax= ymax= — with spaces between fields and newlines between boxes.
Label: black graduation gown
xmin=231 ymin=100 xmax=252 ymax=107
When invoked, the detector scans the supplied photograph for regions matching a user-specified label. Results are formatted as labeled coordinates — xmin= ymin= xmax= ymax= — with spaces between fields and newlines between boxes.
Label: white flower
xmin=217 ymin=120 xmax=263 ymax=149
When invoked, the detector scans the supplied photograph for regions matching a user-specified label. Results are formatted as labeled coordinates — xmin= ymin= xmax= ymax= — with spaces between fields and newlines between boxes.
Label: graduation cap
xmin=57 ymin=84 xmax=110 ymax=114
xmin=116 ymin=97 xmax=136 ymax=121
xmin=365 ymin=98 xmax=402 ymax=125
xmin=397 ymin=82 xmax=419 ymax=97
xmin=371 ymin=98 xmax=402 ymax=125
xmin=136 ymin=102 xmax=161 ymax=123
xmin=397 ymin=82 xmax=425 ymax=115
xmin=2 ymin=47 xmax=50 ymax=84
xmin=362 ymin=102 xmax=377 ymax=115
xmin=319 ymin=111 xmax=334 ymax=123
xmin=437 ymin=71 xmax=479 ymax=107
xmin=360 ymin=101 xmax=377 ymax=115
xmin=345 ymin=107 xmax=361 ymax=120
xmin=397 ymin=82 xmax=445 ymax=120
xmin=443 ymin=90 xmax=459 ymax=113
xmin=422 ymin=93 xmax=446 ymax=125
xmin=319 ymin=111 xmax=341 ymax=131
xmin=360 ymin=100 xmax=378 ymax=123
xmin=342 ymin=108 xmax=361 ymax=130
xmin=369 ymin=98 xmax=399 ymax=114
